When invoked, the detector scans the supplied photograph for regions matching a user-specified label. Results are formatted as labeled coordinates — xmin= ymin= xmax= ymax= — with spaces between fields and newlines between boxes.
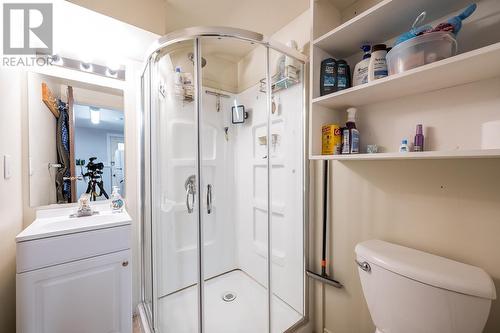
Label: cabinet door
xmin=17 ymin=250 xmax=131 ymax=333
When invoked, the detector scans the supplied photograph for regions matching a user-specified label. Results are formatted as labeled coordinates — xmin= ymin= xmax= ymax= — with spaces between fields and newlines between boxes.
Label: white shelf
xmin=310 ymin=149 xmax=500 ymax=161
xmin=313 ymin=0 xmax=471 ymax=58
xmin=312 ymin=42 xmax=500 ymax=109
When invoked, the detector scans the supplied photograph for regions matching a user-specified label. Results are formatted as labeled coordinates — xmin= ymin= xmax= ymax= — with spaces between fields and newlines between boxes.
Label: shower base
xmin=158 ymin=270 xmax=302 ymax=333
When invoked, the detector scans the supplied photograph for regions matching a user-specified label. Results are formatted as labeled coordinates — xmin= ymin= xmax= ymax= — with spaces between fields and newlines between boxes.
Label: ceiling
xmin=162 ymin=0 xmax=309 ymax=36
xmin=68 ymin=0 xmax=309 ymax=36
xmin=74 ymin=104 xmax=124 ymax=132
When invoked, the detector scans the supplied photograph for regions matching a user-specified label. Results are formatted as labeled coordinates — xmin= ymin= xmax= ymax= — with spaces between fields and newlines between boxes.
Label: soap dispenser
xmin=341 ymin=107 xmax=360 ymax=154
xmin=110 ymin=186 xmax=124 ymax=212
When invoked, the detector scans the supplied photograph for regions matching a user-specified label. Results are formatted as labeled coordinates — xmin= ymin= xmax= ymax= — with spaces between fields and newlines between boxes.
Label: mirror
xmin=231 ymin=104 xmax=248 ymax=124
xmin=28 ymin=72 xmax=125 ymax=207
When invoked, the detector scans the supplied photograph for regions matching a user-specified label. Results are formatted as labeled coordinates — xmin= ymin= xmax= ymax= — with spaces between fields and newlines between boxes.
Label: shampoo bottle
xmin=341 ymin=107 xmax=360 ymax=154
xmin=320 ymin=58 xmax=337 ymax=96
xmin=336 ymin=60 xmax=351 ymax=91
xmin=174 ymin=66 xmax=184 ymax=97
xmin=353 ymin=44 xmax=371 ymax=86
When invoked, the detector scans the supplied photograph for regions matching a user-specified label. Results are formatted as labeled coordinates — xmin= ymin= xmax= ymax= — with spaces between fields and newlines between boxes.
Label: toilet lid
xmin=355 ymin=240 xmax=497 ymax=300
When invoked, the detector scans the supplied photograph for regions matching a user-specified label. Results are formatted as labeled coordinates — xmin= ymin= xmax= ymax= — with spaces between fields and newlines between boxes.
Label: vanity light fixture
xmin=80 ymin=61 xmax=92 ymax=72
xmin=106 ymin=61 xmax=121 ymax=77
xmin=90 ymin=107 xmax=100 ymax=125
xmin=50 ymin=54 xmax=63 ymax=66
xmin=106 ymin=67 xmax=117 ymax=77
xmin=40 ymin=54 xmax=126 ymax=80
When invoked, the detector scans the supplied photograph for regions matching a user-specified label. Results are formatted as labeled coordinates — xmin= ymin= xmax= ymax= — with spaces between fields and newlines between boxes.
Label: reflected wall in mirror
xmin=28 ymin=72 xmax=124 ymax=207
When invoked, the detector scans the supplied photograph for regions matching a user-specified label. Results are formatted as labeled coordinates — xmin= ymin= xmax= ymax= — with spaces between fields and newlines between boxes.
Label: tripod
xmin=83 ymin=157 xmax=109 ymax=201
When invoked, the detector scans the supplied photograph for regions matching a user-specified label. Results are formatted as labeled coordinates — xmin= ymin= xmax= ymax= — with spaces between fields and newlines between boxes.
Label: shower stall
xmin=140 ymin=27 xmax=308 ymax=333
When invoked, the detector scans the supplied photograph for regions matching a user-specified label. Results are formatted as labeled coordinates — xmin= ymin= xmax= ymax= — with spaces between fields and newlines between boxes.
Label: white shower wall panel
xmin=234 ymin=83 xmax=304 ymax=313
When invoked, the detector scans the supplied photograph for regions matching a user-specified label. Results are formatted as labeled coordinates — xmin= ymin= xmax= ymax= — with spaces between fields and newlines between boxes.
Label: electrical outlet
xmin=323 ymin=329 xmax=333 ymax=333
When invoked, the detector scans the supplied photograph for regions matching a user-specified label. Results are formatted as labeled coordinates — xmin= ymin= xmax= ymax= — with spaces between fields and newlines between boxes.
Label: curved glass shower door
xmin=142 ymin=29 xmax=306 ymax=333
xmin=199 ymin=38 xmax=270 ymax=333
xmin=150 ymin=39 xmax=201 ymax=333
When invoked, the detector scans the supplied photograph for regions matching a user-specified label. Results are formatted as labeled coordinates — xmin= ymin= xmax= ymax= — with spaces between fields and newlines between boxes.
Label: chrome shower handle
xmin=186 ymin=184 xmax=195 ymax=213
xmin=185 ymin=175 xmax=196 ymax=214
xmin=207 ymin=184 xmax=212 ymax=214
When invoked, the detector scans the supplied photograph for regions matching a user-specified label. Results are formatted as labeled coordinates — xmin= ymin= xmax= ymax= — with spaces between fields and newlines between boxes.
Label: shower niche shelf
xmin=259 ymin=65 xmax=300 ymax=94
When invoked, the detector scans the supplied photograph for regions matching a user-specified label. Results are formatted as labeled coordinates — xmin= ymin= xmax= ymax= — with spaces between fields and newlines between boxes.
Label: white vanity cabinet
xmin=16 ymin=206 xmax=132 ymax=333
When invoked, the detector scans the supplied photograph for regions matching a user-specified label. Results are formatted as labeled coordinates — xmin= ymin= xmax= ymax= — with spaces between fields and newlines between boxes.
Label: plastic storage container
xmin=387 ymin=32 xmax=457 ymax=75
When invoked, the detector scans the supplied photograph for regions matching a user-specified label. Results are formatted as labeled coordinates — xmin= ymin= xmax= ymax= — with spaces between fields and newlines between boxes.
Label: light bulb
xmin=90 ymin=107 xmax=100 ymax=124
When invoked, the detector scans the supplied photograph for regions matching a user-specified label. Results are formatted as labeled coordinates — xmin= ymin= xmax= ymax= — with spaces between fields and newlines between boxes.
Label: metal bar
xmin=142 ymin=26 xmax=307 ymax=74
xmin=321 ymin=160 xmax=328 ymax=276
xmin=265 ymin=46 xmax=273 ymax=333
xmin=194 ymin=37 xmax=205 ymax=333
xmin=305 ymin=270 xmax=343 ymax=289
xmin=205 ymin=90 xmax=230 ymax=98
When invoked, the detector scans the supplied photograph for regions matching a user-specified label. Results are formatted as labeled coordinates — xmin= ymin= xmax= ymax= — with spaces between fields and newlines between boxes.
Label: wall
xmin=0 ymin=70 xmax=25 ymax=333
xmin=311 ymin=158 xmax=500 ymax=333
xmin=67 ymin=0 xmax=167 ymax=37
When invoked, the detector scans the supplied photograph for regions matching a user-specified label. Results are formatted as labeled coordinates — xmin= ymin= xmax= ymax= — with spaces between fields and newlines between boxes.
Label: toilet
xmin=355 ymin=240 xmax=496 ymax=333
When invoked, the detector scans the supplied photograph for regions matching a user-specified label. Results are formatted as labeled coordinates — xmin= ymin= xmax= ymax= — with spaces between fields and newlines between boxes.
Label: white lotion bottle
xmin=368 ymin=44 xmax=388 ymax=82
xmin=353 ymin=44 xmax=371 ymax=86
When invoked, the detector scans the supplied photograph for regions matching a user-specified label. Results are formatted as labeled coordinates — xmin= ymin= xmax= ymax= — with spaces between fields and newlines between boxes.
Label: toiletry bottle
xmin=277 ymin=53 xmax=286 ymax=80
xmin=399 ymin=139 xmax=410 ymax=152
xmin=285 ymin=40 xmax=300 ymax=78
xmin=110 ymin=186 xmax=124 ymax=212
xmin=413 ymin=124 xmax=425 ymax=152
xmin=368 ymin=44 xmax=388 ymax=82
xmin=353 ymin=44 xmax=371 ymax=86
xmin=174 ymin=66 xmax=184 ymax=97
xmin=341 ymin=107 xmax=360 ymax=154
xmin=320 ymin=58 xmax=337 ymax=96
xmin=336 ymin=60 xmax=351 ymax=91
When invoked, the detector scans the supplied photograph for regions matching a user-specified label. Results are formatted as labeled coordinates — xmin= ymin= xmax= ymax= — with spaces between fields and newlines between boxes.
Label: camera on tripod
xmin=83 ymin=157 xmax=109 ymax=201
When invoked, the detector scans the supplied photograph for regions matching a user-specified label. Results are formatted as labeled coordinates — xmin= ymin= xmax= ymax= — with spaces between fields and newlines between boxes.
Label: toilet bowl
xmin=355 ymin=240 xmax=496 ymax=333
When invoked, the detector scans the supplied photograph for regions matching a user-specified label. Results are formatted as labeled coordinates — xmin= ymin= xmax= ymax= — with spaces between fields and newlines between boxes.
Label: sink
xmin=16 ymin=201 xmax=131 ymax=242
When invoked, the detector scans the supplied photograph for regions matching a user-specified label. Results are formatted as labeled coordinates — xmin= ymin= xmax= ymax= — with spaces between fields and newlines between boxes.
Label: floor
xmin=158 ymin=270 xmax=303 ymax=333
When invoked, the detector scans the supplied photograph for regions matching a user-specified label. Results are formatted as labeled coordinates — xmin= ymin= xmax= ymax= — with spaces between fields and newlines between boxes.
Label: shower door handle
xmin=185 ymin=175 xmax=196 ymax=214
xmin=207 ymin=184 xmax=212 ymax=214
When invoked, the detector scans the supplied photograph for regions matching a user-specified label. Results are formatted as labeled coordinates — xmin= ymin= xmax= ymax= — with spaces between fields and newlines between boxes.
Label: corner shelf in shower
xmin=259 ymin=66 xmax=300 ymax=94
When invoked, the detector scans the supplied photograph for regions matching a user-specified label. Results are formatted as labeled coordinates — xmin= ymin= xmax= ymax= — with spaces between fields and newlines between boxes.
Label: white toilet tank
xmin=355 ymin=240 xmax=496 ymax=333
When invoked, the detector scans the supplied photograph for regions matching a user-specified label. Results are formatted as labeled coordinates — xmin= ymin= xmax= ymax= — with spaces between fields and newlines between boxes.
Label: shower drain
xmin=222 ymin=291 xmax=237 ymax=302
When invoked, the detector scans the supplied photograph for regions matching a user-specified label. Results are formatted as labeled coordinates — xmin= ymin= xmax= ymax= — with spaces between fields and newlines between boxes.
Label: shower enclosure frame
xmin=139 ymin=26 xmax=309 ymax=333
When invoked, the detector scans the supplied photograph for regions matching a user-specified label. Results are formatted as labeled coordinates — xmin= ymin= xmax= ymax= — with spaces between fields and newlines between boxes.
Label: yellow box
xmin=322 ymin=124 xmax=342 ymax=155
